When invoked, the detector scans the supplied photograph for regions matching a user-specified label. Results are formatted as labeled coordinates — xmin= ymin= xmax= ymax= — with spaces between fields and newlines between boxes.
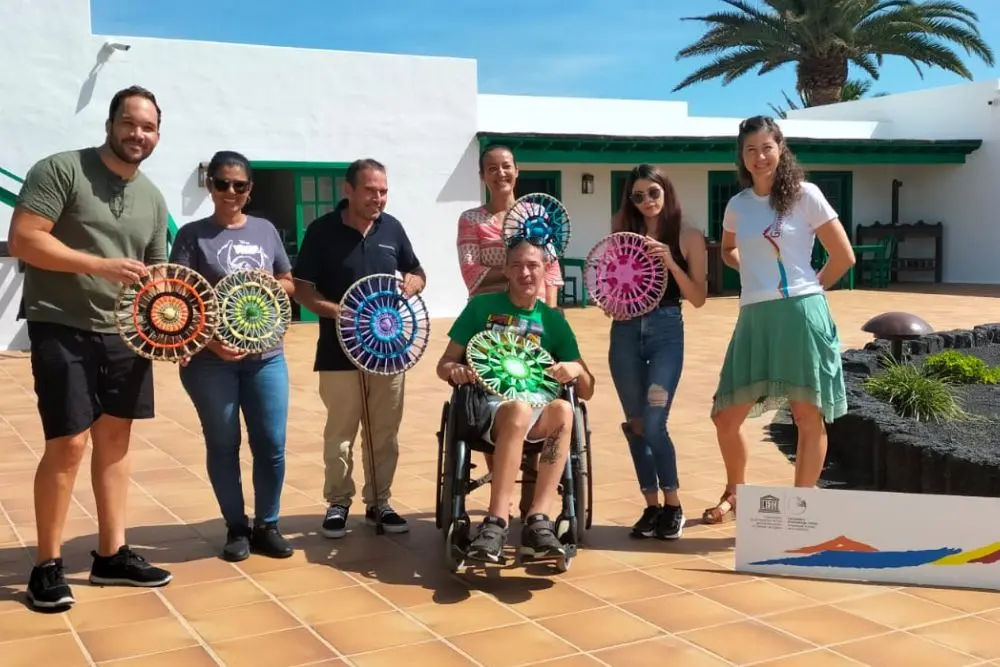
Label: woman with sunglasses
xmin=702 ymin=116 xmax=853 ymax=525
xmin=169 ymin=150 xmax=296 ymax=562
xmin=609 ymin=165 xmax=707 ymax=540
xmin=457 ymin=144 xmax=564 ymax=306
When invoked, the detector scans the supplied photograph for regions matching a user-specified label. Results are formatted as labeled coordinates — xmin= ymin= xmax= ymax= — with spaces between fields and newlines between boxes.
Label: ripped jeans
xmin=608 ymin=305 xmax=684 ymax=493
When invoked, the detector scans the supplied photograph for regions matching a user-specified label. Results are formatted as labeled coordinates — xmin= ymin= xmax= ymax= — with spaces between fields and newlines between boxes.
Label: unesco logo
xmin=758 ymin=494 xmax=781 ymax=514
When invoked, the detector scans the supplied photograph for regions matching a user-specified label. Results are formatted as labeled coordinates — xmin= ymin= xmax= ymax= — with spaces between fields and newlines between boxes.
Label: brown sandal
xmin=702 ymin=490 xmax=737 ymax=525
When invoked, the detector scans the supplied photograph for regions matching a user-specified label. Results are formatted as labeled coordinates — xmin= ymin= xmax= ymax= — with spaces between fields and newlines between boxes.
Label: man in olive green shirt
xmin=9 ymin=85 xmax=174 ymax=611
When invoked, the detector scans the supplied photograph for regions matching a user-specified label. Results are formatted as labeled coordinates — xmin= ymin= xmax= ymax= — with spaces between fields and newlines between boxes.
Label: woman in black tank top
xmin=607 ymin=164 xmax=708 ymax=541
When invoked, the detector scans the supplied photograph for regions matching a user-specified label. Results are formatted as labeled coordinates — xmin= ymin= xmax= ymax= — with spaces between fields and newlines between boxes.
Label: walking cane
xmin=336 ymin=273 xmax=431 ymax=536
xmin=356 ymin=370 xmax=384 ymax=534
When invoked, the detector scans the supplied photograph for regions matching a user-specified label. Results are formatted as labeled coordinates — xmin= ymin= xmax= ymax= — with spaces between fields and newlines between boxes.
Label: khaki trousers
xmin=319 ymin=370 xmax=404 ymax=507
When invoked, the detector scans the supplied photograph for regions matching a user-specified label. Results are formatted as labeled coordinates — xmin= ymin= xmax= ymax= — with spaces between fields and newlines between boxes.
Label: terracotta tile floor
xmin=2 ymin=285 xmax=1000 ymax=666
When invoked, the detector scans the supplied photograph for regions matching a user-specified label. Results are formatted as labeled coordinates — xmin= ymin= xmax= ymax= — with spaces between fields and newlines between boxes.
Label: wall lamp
xmin=197 ymin=162 xmax=210 ymax=187
xmin=581 ymin=173 xmax=595 ymax=195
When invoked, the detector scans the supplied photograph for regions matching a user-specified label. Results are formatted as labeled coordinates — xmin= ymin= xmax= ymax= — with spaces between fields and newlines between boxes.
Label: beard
xmin=108 ymin=135 xmax=152 ymax=165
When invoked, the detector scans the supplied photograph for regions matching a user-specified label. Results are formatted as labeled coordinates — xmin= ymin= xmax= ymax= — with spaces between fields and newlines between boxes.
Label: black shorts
xmin=27 ymin=321 xmax=155 ymax=440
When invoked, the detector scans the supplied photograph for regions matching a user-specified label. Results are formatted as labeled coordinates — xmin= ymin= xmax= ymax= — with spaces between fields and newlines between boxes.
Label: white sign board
xmin=735 ymin=484 xmax=1000 ymax=591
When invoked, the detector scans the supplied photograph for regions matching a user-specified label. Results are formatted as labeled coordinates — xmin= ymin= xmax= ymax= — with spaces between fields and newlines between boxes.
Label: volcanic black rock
xmin=771 ymin=323 xmax=1000 ymax=496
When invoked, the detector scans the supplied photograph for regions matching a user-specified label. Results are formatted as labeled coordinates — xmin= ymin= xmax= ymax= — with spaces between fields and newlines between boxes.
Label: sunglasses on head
xmin=739 ymin=115 xmax=776 ymax=133
xmin=630 ymin=186 xmax=662 ymax=205
xmin=211 ymin=178 xmax=250 ymax=194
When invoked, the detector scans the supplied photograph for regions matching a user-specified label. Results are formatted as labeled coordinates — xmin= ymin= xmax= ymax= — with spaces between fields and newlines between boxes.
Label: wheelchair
xmin=435 ymin=382 xmax=593 ymax=573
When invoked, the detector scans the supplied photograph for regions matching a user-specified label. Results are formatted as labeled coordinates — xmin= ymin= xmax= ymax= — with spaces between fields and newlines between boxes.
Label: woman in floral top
xmin=457 ymin=144 xmax=563 ymax=306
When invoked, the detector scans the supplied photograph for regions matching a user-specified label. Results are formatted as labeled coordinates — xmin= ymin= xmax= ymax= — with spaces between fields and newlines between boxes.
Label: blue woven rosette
xmin=336 ymin=273 xmax=430 ymax=375
xmin=501 ymin=192 xmax=571 ymax=260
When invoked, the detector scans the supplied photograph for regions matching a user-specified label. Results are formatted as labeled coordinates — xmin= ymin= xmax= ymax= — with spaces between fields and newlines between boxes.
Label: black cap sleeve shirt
xmin=293 ymin=199 xmax=423 ymax=372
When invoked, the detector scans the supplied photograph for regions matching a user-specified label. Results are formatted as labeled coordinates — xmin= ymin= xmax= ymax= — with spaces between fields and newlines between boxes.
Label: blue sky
xmin=91 ymin=0 xmax=1000 ymax=118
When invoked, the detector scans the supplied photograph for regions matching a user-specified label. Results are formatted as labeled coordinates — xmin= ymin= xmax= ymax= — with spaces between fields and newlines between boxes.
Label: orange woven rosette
xmin=115 ymin=263 xmax=219 ymax=362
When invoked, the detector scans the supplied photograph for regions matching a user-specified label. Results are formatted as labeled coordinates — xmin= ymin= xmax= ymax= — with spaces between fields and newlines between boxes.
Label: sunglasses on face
xmin=630 ymin=187 xmax=662 ymax=205
xmin=211 ymin=178 xmax=250 ymax=194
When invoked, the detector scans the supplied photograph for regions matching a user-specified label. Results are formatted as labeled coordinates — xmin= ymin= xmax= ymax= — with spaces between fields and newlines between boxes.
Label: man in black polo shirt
xmin=293 ymin=159 xmax=426 ymax=538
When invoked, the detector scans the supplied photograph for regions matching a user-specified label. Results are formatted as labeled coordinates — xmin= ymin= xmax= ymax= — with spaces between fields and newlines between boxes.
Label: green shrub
xmin=865 ymin=361 xmax=967 ymax=422
xmin=922 ymin=350 xmax=999 ymax=385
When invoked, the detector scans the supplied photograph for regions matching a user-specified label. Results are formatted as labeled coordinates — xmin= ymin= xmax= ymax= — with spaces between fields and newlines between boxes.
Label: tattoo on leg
xmin=539 ymin=425 xmax=564 ymax=464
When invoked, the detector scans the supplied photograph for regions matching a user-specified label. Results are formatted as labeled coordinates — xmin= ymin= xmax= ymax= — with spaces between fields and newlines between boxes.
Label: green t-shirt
xmin=447 ymin=291 xmax=581 ymax=362
xmin=16 ymin=148 xmax=168 ymax=333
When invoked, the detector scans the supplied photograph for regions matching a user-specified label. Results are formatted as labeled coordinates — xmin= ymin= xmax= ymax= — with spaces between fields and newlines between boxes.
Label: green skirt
xmin=711 ymin=293 xmax=847 ymax=423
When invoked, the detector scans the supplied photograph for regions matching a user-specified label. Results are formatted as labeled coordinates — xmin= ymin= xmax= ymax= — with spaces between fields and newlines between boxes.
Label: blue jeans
xmin=608 ymin=305 xmax=685 ymax=494
xmin=179 ymin=352 xmax=289 ymax=525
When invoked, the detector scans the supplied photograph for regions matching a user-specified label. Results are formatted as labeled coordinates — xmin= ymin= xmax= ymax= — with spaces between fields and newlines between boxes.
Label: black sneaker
xmin=26 ymin=559 xmax=75 ymax=610
xmin=251 ymin=521 xmax=293 ymax=558
xmin=321 ymin=504 xmax=349 ymax=539
xmin=656 ymin=504 xmax=685 ymax=540
xmin=89 ymin=546 xmax=172 ymax=587
xmin=222 ymin=521 xmax=251 ymax=562
xmin=631 ymin=505 xmax=661 ymax=539
xmin=520 ymin=514 xmax=565 ymax=559
xmin=365 ymin=504 xmax=409 ymax=534
xmin=467 ymin=515 xmax=508 ymax=563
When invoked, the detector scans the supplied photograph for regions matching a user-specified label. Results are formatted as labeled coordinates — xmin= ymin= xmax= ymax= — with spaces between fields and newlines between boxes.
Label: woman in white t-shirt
xmin=702 ymin=116 xmax=856 ymax=525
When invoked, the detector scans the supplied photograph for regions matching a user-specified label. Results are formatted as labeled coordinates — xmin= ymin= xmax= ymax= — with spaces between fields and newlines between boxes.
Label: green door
xmin=707 ymin=171 xmax=744 ymax=291
xmin=611 ymin=171 xmax=629 ymax=217
xmin=294 ymin=169 xmax=345 ymax=322
xmin=806 ymin=171 xmax=854 ymax=271
xmin=515 ymin=170 xmax=561 ymax=199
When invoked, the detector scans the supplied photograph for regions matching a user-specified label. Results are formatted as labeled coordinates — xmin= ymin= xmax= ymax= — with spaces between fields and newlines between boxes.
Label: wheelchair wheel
xmin=435 ymin=401 xmax=449 ymax=530
xmin=576 ymin=402 xmax=594 ymax=531
xmin=440 ymin=399 xmax=472 ymax=572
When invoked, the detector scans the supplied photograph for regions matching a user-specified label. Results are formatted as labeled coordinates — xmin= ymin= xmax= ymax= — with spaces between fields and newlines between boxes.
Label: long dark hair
xmin=736 ymin=116 xmax=804 ymax=216
xmin=613 ymin=164 xmax=683 ymax=258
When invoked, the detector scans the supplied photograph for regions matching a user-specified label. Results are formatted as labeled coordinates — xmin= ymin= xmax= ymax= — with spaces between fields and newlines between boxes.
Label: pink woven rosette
xmin=584 ymin=232 xmax=668 ymax=320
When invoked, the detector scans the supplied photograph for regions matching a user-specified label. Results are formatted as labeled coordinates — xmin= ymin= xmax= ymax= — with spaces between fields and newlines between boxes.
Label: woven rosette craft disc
xmin=214 ymin=270 xmax=292 ymax=354
xmin=115 ymin=263 xmax=219 ymax=362
xmin=336 ymin=273 xmax=430 ymax=375
xmin=501 ymin=192 xmax=571 ymax=259
xmin=466 ymin=329 xmax=561 ymax=407
xmin=585 ymin=232 xmax=667 ymax=320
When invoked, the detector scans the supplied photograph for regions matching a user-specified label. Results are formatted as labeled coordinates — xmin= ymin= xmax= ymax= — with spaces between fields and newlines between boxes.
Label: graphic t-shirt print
xmin=762 ymin=213 xmax=790 ymax=298
xmin=486 ymin=313 xmax=544 ymax=345
xmin=217 ymin=239 xmax=270 ymax=272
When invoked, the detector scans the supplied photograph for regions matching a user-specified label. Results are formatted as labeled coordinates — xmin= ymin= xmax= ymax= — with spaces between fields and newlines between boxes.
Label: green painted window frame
xmin=610 ymin=170 xmax=630 ymax=217
xmin=706 ymin=170 xmax=744 ymax=291
xmin=478 ymin=134 xmax=982 ymax=165
xmin=806 ymin=170 xmax=854 ymax=238
xmin=243 ymin=161 xmax=351 ymax=323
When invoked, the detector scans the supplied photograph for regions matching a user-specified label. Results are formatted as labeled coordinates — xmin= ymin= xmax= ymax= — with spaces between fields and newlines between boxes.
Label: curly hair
xmin=736 ymin=116 xmax=804 ymax=216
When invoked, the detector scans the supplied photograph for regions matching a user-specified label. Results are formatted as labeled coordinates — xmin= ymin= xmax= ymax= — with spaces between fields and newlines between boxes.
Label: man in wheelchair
xmin=436 ymin=239 xmax=595 ymax=563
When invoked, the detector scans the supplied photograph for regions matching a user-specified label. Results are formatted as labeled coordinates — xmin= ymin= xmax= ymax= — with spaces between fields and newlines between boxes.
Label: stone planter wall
xmin=818 ymin=324 xmax=1000 ymax=496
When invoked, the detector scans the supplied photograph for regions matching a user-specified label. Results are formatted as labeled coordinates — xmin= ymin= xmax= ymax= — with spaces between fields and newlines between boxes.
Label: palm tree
xmin=673 ymin=0 xmax=995 ymax=107
xmin=768 ymin=78 xmax=888 ymax=117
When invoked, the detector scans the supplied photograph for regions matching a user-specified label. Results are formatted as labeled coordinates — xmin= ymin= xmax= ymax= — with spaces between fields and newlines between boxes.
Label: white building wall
xmin=0 ymin=0 xmax=482 ymax=350
xmin=478 ymin=94 xmax=888 ymax=140
xmin=788 ymin=80 xmax=1000 ymax=284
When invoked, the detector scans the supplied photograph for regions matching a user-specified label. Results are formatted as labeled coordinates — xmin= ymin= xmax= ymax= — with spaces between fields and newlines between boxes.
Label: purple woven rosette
xmin=584 ymin=232 xmax=667 ymax=320
xmin=336 ymin=273 xmax=430 ymax=375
